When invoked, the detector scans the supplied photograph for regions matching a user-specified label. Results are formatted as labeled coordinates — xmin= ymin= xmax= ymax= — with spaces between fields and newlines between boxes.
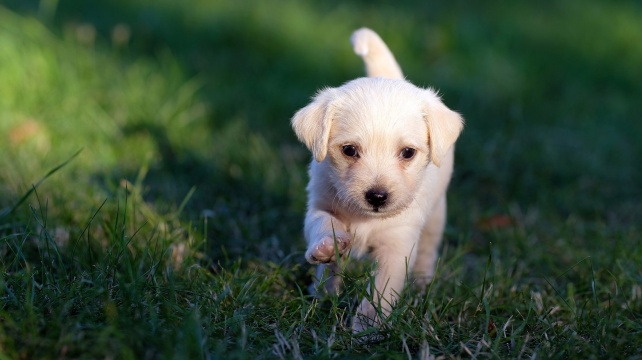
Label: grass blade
xmin=0 ymin=149 xmax=82 ymax=219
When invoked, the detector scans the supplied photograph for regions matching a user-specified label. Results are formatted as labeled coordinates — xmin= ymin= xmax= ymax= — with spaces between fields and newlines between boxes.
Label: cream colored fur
xmin=291 ymin=27 xmax=464 ymax=332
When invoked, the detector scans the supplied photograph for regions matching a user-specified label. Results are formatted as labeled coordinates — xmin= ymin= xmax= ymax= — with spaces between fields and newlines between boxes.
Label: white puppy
xmin=291 ymin=28 xmax=464 ymax=331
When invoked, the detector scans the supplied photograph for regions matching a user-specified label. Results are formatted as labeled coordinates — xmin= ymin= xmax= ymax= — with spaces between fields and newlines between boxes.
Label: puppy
xmin=291 ymin=28 xmax=463 ymax=331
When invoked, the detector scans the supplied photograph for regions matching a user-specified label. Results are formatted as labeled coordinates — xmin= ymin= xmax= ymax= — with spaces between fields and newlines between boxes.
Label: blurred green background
xmin=0 ymin=0 xmax=641 ymax=357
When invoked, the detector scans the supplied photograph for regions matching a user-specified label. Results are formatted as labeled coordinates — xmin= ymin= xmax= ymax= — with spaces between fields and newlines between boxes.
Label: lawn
xmin=1 ymin=0 xmax=641 ymax=358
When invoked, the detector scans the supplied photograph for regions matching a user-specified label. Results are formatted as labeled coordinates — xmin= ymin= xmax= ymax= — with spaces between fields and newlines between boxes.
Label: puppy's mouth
xmin=342 ymin=196 xmax=404 ymax=218
xmin=364 ymin=203 xmax=403 ymax=218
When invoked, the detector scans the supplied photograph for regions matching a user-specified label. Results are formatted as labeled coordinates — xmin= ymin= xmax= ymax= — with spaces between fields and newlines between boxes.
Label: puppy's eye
xmin=400 ymin=147 xmax=416 ymax=160
xmin=342 ymin=145 xmax=359 ymax=157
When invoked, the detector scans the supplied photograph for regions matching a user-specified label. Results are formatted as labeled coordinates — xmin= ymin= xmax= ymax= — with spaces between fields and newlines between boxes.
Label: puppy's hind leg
xmin=309 ymin=263 xmax=343 ymax=297
xmin=412 ymin=195 xmax=447 ymax=288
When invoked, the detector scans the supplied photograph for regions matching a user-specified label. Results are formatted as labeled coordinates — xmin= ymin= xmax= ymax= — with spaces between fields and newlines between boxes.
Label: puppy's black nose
xmin=365 ymin=189 xmax=388 ymax=207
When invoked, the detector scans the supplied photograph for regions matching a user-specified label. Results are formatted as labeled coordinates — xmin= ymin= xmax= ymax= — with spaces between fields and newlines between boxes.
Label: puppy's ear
xmin=423 ymin=92 xmax=464 ymax=167
xmin=291 ymin=88 xmax=338 ymax=162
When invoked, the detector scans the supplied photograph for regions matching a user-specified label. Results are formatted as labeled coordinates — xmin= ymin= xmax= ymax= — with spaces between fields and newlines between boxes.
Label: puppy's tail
xmin=350 ymin=28 xmax=403 ymax=79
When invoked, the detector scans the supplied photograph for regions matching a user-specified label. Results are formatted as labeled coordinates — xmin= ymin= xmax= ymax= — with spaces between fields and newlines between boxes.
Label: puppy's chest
xmin=344 ymin=219 xmax=395 ymax=254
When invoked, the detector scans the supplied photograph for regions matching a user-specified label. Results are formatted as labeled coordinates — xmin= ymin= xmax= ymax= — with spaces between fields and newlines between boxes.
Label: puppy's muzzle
xmin=365 ymin=188 xmax=388 ymax=209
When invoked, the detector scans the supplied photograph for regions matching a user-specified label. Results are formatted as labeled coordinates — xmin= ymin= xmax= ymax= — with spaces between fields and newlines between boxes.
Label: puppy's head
xmin=292 ymin=78 xmax=463 ymax=217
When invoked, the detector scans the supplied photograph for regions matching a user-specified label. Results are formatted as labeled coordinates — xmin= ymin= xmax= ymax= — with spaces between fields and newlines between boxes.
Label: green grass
xmin=1 ymin=0 xmax=641 ymax=358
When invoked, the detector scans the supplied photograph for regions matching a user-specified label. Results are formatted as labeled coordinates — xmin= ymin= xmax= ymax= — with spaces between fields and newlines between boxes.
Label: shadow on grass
xmin=110 ymin=119 xmax=306 ymax=261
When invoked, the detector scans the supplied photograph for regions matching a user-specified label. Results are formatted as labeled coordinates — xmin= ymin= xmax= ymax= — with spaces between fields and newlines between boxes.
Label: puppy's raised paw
xmin=305 ymin=233 xmax=351 ymax=264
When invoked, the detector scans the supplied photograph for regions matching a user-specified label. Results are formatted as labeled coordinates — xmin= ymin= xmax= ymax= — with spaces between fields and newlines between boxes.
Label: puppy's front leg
xmin=304 ymin=209 xmax=351 ymax=294
xmin=353 ymin=232 xmax=417 ymax=332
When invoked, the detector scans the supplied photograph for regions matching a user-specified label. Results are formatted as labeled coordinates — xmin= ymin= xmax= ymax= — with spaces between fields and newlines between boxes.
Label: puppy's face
xmin=324 ymin=92 xmax=429 ymax=217
xmin=292 ymin=78 xmax=463 ymax=218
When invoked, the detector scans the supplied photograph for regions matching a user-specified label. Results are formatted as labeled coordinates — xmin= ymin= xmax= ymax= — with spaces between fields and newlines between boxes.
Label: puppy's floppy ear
xmin=291 ymin=88 xmax=338 ymax=162
xmin=422 ymin=91 xmax=464 ymax=167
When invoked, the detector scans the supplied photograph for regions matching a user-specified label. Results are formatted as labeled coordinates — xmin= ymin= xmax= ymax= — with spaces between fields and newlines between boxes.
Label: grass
xmin=1 ymin=0 xmax=641 ymax=358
